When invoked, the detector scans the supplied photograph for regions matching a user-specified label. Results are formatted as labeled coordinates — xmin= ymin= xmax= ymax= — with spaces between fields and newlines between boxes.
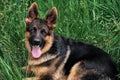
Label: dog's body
xmin=23 ymin=2 xmax=118 ymax=80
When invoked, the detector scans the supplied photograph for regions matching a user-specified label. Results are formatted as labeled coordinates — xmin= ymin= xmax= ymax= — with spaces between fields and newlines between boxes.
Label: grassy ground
xmin=0 ymin=0 xmax=120 ymax=80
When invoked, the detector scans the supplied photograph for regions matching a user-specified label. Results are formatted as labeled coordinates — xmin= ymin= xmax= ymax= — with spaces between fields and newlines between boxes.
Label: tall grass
xmin=0 ymin=0 xmax=120 ymax=79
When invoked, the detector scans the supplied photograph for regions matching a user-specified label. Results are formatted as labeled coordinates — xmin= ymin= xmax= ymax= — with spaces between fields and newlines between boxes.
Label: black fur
xmin=49 ymin=34 xmax=118 ymax=80
xmin=27 ymin=20 xmax=117 ymax=80
xmin=25 ymin=3 xmax=118 ymax=79
xmin=26 ymin=18 xmax=118 ymax=80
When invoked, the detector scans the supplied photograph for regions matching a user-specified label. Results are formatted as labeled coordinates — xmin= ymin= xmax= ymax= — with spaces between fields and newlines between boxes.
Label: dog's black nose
xmin=33 ymin=38 xmax=40 ymax=45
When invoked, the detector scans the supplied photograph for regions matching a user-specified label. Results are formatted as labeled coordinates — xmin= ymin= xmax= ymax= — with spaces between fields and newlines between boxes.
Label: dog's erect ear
xmin=26 ymin=2 xmax=39 ymax=24
xmin=45 ymin=7 xmax=58 ymax=29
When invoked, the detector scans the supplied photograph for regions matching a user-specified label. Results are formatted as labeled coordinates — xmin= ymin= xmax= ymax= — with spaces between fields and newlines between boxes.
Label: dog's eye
xmin=30 ymin=27 xmax=36 ymax=32
xmin=41 ymin=29 xmax=47 ymax=36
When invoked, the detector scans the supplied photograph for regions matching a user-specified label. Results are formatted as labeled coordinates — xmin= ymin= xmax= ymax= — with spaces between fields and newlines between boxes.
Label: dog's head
xmin=25 ymin=2 xmax=58 ymax=59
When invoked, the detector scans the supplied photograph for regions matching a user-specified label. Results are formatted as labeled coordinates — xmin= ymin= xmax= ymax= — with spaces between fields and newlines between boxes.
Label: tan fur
xmin=32 ymin=57 xmax=60 ymax=76
xmin=25 ymin=32 xmax=31 ymax=53
xmin=23 ymin=57 xmax=61 ymax=80
xmin=25 ymin=31 xmax=31 ymax=39
xmin=53 ymin=46 xmax=70 ymax=80
xmin=22 ymin=46 xmax=72 ymax=80
xmin=67 ymin=62 xmax=87 ymax=80
xmin=23 ymin=77 xmax=40 ymax=80
xmin=28 ymin=53 xmax=58 ymax=66
xmin=42 ymin=33 xmax=53 ymax=54
xmin=25 ymin=18 xmax=32 ymax=24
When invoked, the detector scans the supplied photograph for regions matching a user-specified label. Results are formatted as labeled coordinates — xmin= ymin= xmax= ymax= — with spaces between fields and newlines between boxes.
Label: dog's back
xmin=53 ymin=35 xmax=118 ymax=80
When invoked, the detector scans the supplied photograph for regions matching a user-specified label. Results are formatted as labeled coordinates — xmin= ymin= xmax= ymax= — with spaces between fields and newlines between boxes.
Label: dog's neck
xmin=28 ymin=52 xmax=60 ymax=66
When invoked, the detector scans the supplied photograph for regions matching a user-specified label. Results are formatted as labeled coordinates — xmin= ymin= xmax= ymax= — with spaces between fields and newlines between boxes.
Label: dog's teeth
xmin=37 ymin=46 xmax=39 ymax=48
xmin=35 ymin=45 xmax=39 ymax=48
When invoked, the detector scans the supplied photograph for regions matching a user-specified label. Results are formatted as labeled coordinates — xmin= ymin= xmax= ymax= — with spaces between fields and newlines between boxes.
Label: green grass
xmin=0 ymin=0 xmax=120 ymax=80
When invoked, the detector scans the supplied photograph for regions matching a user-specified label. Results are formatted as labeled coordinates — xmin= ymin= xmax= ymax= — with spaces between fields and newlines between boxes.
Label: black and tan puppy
xmin=22 ymin=2 xmax=118 ymax=80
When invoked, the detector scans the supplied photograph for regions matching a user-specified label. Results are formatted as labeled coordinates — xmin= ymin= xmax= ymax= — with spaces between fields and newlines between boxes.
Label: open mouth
xmin=31 ymin=45 xmax=42 ymax=59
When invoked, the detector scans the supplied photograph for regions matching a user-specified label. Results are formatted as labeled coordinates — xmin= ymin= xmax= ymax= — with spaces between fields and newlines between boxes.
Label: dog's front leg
xmin=22 ymin=65 xmax=32 ymax=74
xmin=22 ymin=77 xmax=40 ymax=80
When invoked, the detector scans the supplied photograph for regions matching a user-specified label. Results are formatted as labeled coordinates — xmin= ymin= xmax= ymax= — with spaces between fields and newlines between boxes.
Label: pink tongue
xmin=32 ymin=46 xmax=41 ymax=58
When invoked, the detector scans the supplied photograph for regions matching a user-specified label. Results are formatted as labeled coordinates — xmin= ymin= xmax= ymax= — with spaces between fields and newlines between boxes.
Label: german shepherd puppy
xmin=22 ymin=2 xmax=118 ymax=80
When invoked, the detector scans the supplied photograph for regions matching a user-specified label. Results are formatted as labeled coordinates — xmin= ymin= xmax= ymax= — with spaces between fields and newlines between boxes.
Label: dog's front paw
xmin=22 ymin=66 xmax=31 ymax=74
xmin=22 ymin=77 xmax=40 ymax=80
